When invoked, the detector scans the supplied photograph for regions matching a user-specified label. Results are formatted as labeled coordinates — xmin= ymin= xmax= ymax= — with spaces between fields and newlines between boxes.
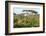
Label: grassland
xmin=14 ymin=15 xmax=40 ymax=28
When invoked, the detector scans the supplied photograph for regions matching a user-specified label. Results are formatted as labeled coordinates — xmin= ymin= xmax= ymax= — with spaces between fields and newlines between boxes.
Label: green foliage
xmin=14 ymin=15 xmax=39 ymax=28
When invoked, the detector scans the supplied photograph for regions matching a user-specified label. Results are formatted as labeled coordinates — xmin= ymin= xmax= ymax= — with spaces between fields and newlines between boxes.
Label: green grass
xmin=14 ymin=15 xmax=40 ymax=28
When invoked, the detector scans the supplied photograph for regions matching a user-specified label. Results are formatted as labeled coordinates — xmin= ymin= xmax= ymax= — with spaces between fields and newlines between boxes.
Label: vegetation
xmin=14 ymin=15 xmax=40 ymax=28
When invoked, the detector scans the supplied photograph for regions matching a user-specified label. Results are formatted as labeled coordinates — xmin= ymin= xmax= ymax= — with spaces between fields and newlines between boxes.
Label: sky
xmin=13 ymin=7 xmax=40 ymax=14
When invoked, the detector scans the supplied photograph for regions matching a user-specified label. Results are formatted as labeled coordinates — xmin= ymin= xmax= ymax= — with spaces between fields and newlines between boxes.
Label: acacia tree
xmin=23 ymin=10 xmax=38 ymax=15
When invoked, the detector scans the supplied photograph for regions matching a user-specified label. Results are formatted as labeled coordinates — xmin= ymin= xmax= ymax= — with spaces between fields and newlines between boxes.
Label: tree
xmin=13 ymin=13 xmax=16 ymax=15
xmin=23 ymin=10 xmax=38 ymax=15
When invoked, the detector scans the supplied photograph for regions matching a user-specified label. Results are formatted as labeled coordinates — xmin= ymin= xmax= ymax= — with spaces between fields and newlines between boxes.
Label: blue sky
xmin=13 ymin=7 xmax=40 ymax=14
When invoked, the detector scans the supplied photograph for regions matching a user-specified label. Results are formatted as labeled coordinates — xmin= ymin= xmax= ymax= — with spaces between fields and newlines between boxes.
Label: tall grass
xmin=14 ymin=15 xmax=39 ymax=28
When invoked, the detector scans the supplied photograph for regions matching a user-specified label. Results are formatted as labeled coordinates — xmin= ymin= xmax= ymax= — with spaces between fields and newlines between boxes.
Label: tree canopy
xmin=23 ymin=10 xmax=38 ymax=14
